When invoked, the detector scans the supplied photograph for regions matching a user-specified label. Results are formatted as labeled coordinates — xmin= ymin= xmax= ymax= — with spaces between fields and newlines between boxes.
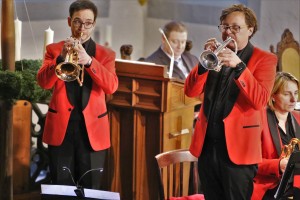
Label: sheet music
xmin=115 ymin=58 xmax=157 ymax=65
xmin=41 ymin=184 xmax=120 ymax=200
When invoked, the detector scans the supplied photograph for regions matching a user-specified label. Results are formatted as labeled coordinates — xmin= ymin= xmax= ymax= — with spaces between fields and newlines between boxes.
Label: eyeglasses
xmin=72 ymin=20 xmax=94 ymax=29
xmin=218 ymin=25 xmax=247 ymax=34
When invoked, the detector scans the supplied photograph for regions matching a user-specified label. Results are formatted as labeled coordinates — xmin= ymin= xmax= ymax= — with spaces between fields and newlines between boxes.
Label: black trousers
xmin=198 ymin=138 xmax=258 ymax=200
xmin=48 ymin=120 xmax=107 ymax=190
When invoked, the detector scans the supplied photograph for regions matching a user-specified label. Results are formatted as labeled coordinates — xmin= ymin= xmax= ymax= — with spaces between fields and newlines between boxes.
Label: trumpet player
xmin=37 ymin=0 xmax=118 ymax=189
xmin=252 ymin=72 xmax=300 ymax=200
xmin=184 ymin=4 xmax=277 ymax=200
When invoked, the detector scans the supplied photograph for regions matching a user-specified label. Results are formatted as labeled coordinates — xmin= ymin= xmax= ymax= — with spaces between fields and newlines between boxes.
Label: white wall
xmin=0 ymin=0 xmax=299 ymax=61
xmin=144 ymin=0 xmax=300 ymax=60
xmin=255 ymin=0 xmax=300 ymax=51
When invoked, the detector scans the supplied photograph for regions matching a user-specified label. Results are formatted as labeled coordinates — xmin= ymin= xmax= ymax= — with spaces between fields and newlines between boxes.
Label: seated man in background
xmin=145 ymin=21 xmax=199 ymax=80
xmin=252 ymin=71 xmax=300 ymax=200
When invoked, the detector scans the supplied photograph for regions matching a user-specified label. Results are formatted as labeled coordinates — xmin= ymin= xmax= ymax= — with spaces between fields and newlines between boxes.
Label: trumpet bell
xmin=55 ymin=62 xmax=81 ymax=82
xmin=199 ymin=50 xmax=220 ymax=71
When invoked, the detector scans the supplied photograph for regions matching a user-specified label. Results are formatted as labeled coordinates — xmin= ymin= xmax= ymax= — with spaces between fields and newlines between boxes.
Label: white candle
xmin=43 ymin=26 xmax=54 ymax=56
xmin=15 ymin=18 xmax=22 ymax=61
xmin=105 ymin=25 xmax=112 ymax=47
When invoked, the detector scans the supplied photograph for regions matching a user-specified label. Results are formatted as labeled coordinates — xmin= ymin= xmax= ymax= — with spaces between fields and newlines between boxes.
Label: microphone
xmin=62 ymin=166 xmax=103 ymax=197
xmin=159 ymin=28 xmax=174 ymax=78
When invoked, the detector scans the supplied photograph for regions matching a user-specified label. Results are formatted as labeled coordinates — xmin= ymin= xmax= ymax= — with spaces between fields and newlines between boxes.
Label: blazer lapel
xmin=181 ymin=53 xmax=193 ymax=71
xmin=65 ymin=81 xmax=75 ymax=106
xmin=156 ymin=49 xmax=185 ymax=79
xmin=82 ymin=39 xmax=96 ymax=109
xmin=267 ymin=108 xmax=282 ymax=156
xmin=157 ymin=48 xmax=170 ymax=66
xmin=291 ymin=113 xmax=300 ymax=138
xmin=203 ymin=71 xmax=220 ymax=120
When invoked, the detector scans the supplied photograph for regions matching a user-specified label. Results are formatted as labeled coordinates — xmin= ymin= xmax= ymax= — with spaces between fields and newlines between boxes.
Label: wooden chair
xmin=270 ymin=28 xmax=300 ymax=81
xmin=155 ymin=149 xmax=204 ymax=200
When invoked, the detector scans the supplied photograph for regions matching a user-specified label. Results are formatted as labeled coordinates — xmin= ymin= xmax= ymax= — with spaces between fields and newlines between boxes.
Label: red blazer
xmin=185 ymin=46 xmax=277 ymax=165
xmin=252 ymin=109 xmax=300 ymax=200
xmin=37 ymin=41 xmax=118 ymax=151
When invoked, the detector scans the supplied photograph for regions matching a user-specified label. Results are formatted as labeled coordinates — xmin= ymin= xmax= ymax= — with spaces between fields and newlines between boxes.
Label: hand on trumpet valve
xmin=60 ymin=37 xmax=80 ymax=59
xmin=279 ymin=157 xmax=289 ymax=174
xmin=217 ymin=48 xmax=241 ymax=68
xmin=73 ymin=44 xmax=92 ymax=66
xmin=204 ymin=38 xmax=220 ymax=51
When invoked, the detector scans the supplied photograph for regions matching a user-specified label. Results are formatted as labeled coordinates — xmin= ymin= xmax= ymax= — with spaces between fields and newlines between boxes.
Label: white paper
xmin=41 ymin=184 xmax=120 ymax=200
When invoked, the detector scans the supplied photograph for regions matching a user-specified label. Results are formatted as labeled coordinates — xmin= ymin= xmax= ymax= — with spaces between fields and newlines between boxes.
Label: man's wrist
xmin=234 ymin=61 xmax=246 ymax=72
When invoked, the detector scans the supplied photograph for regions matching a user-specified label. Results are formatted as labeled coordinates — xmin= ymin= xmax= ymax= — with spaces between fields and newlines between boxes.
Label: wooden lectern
xmin=106 ymin=59 xmax=201 ymax=200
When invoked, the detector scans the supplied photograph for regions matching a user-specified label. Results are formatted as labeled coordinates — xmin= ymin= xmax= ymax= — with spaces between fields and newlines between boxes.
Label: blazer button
xmin=68 ymin=108 xmax=72 ymax=112
xmin=240 ymin=80 xmax=246 ymax=87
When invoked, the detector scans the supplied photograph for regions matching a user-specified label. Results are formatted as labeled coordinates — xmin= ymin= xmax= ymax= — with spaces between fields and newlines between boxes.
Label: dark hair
xmin=163 ymin=21 xmax=187 ymax=38
xmin=69 ymin=0 xmax=98 ymax=21
xmin=220 ymin=4 xmax=258 ymax=39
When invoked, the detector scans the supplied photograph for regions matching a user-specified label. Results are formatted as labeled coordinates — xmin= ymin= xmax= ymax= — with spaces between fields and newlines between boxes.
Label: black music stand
xmin=274 ymin=150 xmax=300 ymax=199
xmin=293 ymin=163 xmax=300 ymax=199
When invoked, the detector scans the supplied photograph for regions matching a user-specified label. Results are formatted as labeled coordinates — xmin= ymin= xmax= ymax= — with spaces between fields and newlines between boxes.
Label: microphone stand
xmin=62 ymin=166 xmax=104 ymax=198
xmin=159 ymin=28 xmax=174 ymax=78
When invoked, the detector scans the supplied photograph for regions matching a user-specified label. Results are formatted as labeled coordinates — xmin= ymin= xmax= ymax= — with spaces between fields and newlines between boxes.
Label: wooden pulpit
xmin=106 ymin=59 xmax=201 ymax=200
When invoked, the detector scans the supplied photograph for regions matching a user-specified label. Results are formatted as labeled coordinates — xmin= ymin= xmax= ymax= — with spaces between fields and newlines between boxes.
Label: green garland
xmin=0 ymin=59 xmax=52 ymax=105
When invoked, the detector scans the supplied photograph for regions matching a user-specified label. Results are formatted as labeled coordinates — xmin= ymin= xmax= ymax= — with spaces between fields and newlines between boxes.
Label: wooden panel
xmin=13 ymin=191 xmax=40 ymax=200
xmin=163 ymin=107 xmax=194 ymax=152
xmin=106 ymin=60 xmax=201 ymax=200
xmin=133 ymin=79 xmax=163 ymax=111
xmin=13 ymin=100 xmax=32 ymax=194
xmin=108 ymin=77 xmax=133 ymax=107
xmin=108 ymin=107 xmax=134 ymax=200
xmin=134 ymin=110 xmax=161 ymax=200
xmin=166 ymin=81 xmax=200 ymax=112
xmin=168 ymin=83 xmax=185 ymax=111
xmin=115 ymin=59 xmax=167 ymax=80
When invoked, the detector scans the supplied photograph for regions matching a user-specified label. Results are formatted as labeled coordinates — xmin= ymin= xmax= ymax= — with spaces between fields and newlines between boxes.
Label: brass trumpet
xmin=280 ymin=138 xmax=300 ymax=158
xmin=55 ymin=33 xmax=84 ymax=86
xmin=199 ymin=37 xmax=237 ymax=72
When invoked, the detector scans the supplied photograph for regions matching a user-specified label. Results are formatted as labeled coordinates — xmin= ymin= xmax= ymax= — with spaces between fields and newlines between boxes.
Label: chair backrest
xmin=270 ymin=28 xmax=300 ymax=82
xmin=155 ymin=149 xmax=200 ymax=200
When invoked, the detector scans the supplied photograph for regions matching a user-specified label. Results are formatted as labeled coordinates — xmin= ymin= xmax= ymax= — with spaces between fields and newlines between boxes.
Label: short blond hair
xmin=268 ymin=72 xmax=299 ymax=110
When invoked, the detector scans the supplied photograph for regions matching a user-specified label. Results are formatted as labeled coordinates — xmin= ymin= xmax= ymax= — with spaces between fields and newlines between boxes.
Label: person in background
xmin=145 ymin=21 xmax=198 ymax=80
xmin=252 ymin=72 xmax=300 ymax=200
xmin=37 ymin=0 xmax=118 ymax=189
xmin=184 ymin=4 xmax=277 ymax=200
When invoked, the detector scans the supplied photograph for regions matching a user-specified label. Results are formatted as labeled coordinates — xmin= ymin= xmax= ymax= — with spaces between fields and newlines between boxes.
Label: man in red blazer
xmin=252 ymin=72 xmax=300 ymax=200
xmin=184 ymin=4 xmax=277 ymax=200
xmin=37 ymin=0 xmax=118 ymax=189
